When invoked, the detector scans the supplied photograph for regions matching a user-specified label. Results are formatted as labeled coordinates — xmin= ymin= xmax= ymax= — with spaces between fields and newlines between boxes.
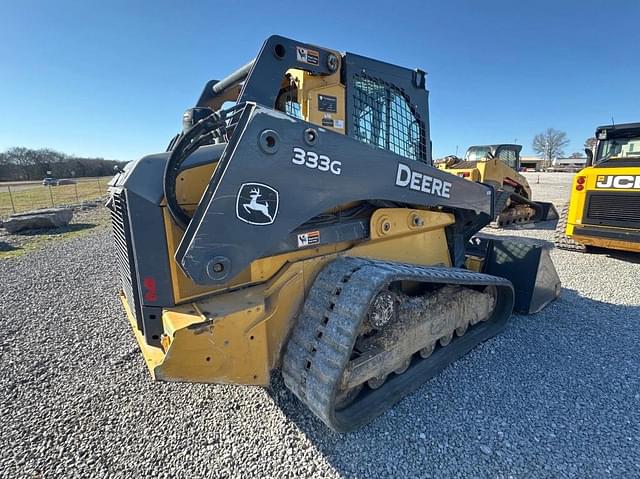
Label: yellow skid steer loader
xmin=438 ymin=144 xmax=558 ymax=227
xmin=108 ymin=36 xmax=560 ymax=431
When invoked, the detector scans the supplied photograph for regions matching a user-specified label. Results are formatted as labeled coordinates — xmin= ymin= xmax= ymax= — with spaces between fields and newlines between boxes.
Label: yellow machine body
xmin=437 ymin=144 xmax=559 ymax=227
xmin=109 ymin=37 xmax=563 ymax=431
xmin=564 ymin=165 xmax=640 ymax=253
xmin=124 ymin=207 xmax=454 ymax=385
xmin=284 ymin=64 xmax=346 ymax=135
xmin=120 ymin=49 xmax=459 ymax=384
xmin=438 ymin=158 xmax=533 ymax=198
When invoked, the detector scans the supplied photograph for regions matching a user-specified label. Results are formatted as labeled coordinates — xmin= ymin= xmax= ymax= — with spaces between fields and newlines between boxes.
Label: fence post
xmin=7 ymin=185 xmax=16 ymax=214
xmin=48 ymin=185 xmax=55 ymax=207
xmin=97 ymin=178 xmax=102 ymax=195
xmin=74 ymin=182 xmax=80 ymax=203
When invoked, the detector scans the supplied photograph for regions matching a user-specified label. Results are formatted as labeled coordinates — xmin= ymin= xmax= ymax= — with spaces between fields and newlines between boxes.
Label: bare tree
xmin=569 ymin=152 xmax=585 ymax=158
xmin=532 ymin=128 xmax=570 ymax=165
xmin=584 ymin=137 xmax=597 ymax=150
xmin=0 ymin=152 xmax=7 ymax=180
xmin=4 ymin=147 xmax=33 ymax=167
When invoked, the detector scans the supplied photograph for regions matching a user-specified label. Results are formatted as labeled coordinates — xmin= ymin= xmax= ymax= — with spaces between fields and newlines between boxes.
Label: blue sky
xmin=0 ymin=0 xmax=638 ymax=161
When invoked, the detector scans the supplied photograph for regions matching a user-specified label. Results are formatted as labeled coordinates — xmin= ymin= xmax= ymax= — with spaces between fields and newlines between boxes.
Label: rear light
xmin=457 ymin=172 xmax=470 ymax=178
xmin=576 ymin=176 xmax=586 ymax=191
xmin=143 ymin=276 xmax=158 ymax=302
xmin=576 ymin=184 xmax=584 ymax=191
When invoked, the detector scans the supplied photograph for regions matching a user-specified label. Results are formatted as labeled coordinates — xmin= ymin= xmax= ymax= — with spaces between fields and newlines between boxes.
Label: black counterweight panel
xmin=176 ymin=105 xmax=495 ymax=285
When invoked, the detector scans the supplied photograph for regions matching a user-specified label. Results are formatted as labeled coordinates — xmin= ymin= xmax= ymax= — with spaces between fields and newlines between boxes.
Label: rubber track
xmin=554 ymin=203 xmax=586 ymax=252
xmin=490 ymin=191 xmax=546 ymax=228
xmin=490 ymin=191 xmax=521 ymax=228
xmin=281 ymin=257 xmax=514 ymax=432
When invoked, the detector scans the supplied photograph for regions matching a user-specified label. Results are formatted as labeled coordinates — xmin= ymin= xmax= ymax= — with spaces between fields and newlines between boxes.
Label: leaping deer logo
xmin=236 ymin=182 xmax=279 ymax=225
xmin=243 ymin=187 xmax=273 ymax=222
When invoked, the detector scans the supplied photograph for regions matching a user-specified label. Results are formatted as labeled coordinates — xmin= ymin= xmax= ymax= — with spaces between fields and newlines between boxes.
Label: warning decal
xmin=296 ymin=46 xmax=319 ymax=66
xmin=297 ymin=230 xmax=320 ymax=248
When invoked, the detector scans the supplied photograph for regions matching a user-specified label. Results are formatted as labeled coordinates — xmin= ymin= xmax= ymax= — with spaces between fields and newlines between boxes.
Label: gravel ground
xmin=1 ymin=173 xmax=639 ymax=478
xmin=521 ymin=172 xmax=575 ymax=205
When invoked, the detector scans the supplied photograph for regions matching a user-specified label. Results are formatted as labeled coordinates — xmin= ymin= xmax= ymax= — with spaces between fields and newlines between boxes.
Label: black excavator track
xmin=282 ymin=257 xmax=515 ymax=432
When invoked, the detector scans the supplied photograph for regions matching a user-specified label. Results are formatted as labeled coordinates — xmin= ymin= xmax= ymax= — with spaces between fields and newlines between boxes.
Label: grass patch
xmin=0 ymin=222 xmax=105 ymax=259
xmin=0 ymin=205 xmax=111 ymax=260
xmin=0 ymin=177 xmax=111 ymax=217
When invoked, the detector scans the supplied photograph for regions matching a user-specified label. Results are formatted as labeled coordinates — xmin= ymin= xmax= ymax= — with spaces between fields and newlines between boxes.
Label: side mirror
xmin=584 ymin=148 xmax=594 ymax=166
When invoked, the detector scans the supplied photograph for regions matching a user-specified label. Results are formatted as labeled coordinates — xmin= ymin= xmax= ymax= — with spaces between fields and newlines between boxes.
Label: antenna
xmin=611 ymin=116 xmax=615 ymax=128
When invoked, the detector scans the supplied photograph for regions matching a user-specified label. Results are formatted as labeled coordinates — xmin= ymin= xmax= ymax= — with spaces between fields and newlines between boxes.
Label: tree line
xmin=0 ymin=147 xmax=128 ymax=181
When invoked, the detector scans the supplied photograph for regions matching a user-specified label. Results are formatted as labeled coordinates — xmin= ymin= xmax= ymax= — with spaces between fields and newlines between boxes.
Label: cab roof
xmin=596 ymin=122 xmax=640 ymax=138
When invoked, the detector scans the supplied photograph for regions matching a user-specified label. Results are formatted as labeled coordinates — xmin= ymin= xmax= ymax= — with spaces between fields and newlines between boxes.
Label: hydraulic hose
xmin=163 ymin=111 xmax=227 ymax=229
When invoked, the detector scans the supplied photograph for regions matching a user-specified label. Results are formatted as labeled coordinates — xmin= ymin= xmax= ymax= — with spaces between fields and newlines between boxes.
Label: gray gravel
xmin=1 ymin=174 xmax=639 ymax=478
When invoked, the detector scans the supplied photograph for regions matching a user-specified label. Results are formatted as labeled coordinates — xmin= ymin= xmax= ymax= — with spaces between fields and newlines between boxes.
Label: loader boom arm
xmin=176 ymin=103 xmax=495 ymax=285
xmin=196 ymin=35 xmax=339 ymax=112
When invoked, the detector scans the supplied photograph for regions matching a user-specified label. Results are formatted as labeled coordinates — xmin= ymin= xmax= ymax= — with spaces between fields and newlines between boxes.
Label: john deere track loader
xmin=107 ymin=36 xmax=560 ymax=431
xmin=438 ymin=144 xmax=558 ymax=227
xmin=555 ymin=122 xmax=640 ymax=253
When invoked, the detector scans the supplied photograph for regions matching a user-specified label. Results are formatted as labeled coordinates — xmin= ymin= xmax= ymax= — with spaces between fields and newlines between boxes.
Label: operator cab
xmin=465 ymin=144 xmax=522 ymax=170
xmin=186 ymin=36 xmax=431 ymax=164
xmin=594 ymin=123 xmax=640 ymax=167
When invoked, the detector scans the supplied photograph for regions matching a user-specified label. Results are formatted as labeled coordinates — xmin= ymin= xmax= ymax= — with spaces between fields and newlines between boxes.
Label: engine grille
xmin=109 ymin=189 xmax=143 ymax=330
xmin=583 ymin=191 xmax=640 ymax=229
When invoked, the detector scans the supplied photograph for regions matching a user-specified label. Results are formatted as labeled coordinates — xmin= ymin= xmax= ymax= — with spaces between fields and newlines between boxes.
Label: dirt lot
xmin=1 ymin=172 xmax=638 ymax=478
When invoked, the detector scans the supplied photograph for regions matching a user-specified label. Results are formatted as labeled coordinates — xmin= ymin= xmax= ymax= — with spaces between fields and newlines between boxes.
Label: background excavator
xmin=107 ymin=36 xmax=560 ymax=431
xmin=437 ymin=144 xmax=558 ymax=227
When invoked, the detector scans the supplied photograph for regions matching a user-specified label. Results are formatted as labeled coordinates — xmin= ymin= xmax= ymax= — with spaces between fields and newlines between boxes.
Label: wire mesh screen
xmin=352 ymin=74 xmax=426 ymax=161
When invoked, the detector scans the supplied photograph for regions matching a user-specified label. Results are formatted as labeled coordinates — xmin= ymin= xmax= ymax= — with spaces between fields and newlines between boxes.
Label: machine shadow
xmin=0 ymin=241 xmax=18 ymax=252
xmin=585 ymin=246 xmax=640 ymax=264
xmin=268 ymin=288 xmax=640 ymax=477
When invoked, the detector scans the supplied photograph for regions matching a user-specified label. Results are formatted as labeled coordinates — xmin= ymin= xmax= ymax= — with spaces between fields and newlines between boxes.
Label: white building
xmin=547 ymin=157 xmax=587 ymax=172
xmin=520 ymin=156 xmax=545 ymax=171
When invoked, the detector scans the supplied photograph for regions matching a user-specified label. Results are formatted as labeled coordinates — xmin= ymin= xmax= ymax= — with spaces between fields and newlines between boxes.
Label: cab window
xmin=498 ymin=148 xmax=518 ymax=169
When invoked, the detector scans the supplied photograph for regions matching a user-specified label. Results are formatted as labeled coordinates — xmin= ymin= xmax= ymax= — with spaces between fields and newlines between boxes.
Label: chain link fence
xmin=0 ymin=177 xmax=110 ymax=218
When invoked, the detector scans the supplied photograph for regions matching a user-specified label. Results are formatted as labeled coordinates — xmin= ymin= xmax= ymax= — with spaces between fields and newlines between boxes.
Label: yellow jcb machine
xmin=437 ymin=144 xmax=558 ymax=227
xmin=555 ymin=122 xmax=640 ymax=253
xmin=108 ymin=36 xmax=560 ymax=431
